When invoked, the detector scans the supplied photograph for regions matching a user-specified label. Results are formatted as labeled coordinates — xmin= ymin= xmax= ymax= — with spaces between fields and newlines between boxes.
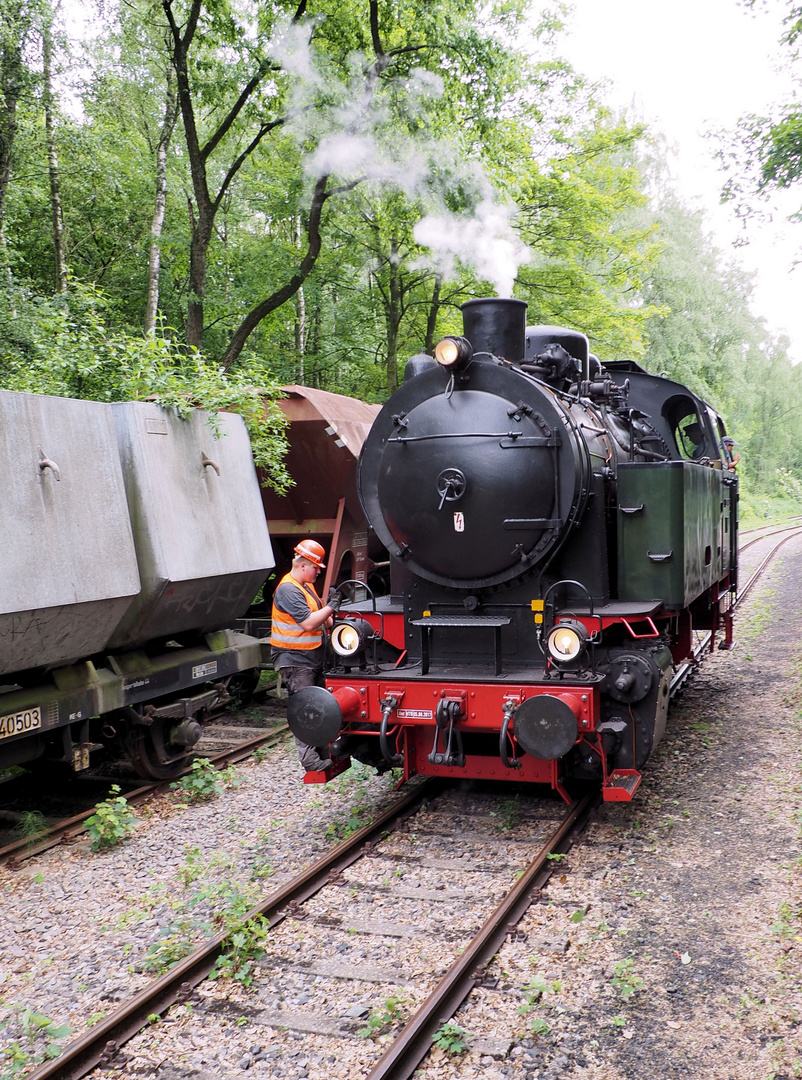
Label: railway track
xmin=669 ymin=521 xmax=802 ymax=695
xmin=23 ymin=783 xmax=596 ymax=1080
xmin=0 ymin=717 xmax=290 ymax=867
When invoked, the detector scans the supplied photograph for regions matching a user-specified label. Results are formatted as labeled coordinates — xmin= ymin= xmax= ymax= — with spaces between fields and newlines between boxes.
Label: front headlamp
xmin=330 ymin=618 xmax=374 ymax=658
xmin=546 ymin=620 xmax=589 ymax=665
xmin=434 ymin=335 xmax=473 ymax=370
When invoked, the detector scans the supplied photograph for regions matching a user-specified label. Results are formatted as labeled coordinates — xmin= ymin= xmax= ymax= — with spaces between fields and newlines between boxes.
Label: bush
xmin=85 ymin=785 xmax=138 ymax=851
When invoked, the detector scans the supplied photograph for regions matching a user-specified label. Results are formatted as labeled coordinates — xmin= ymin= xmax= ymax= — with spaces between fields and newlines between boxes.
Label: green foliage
xmin=770 ymin=901 xmax=799 ymax=940
xmin=12 ymin=810 xmax=47 ymax=847
xmin=5 ymin=0 xmax=797 ymax=511
xmin=0 ymin=282 xmax=291 ymax=492
xmin=610 ymin=956 xmax=644 ymax=1000
xmin=517 ymin=973 xmax=562 ymax=1036
xmin=431 ymin=1020 xmax=469 ymax=1054
xmin=516 ymin=115 xmax=659 ymax=361
xmin=170 ymin=758 xmax=224 ymax=802
xmin=143 ymin=847 xmax=265 ymax=975
xmin=359 ymin=994 xmax=408 ymax=1039
xmin=640 ymin=178 xmax=802 ymax=505
xmin=492 ymin=794 xmax=522 ymax=830
xmin=85 ymin=785 xmax=138 ymax=851
xmin=0 ymin=1005 xmax=73 ymax=1079
xmin=322 ymin=762 xmax=376 ymax=842
xmin=211 ymin=915 xmax=270 ymax=986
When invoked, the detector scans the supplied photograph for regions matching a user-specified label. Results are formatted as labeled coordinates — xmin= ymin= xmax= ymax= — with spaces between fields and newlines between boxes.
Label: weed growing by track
xmin=85 ymin=785 xmax=138 ymax=851
xmin=517 ymin=973 xmax=562 ymax=1036
xmin=141 ymin=847 xmax=269 ymax=978
xmin=210 ymin=915 xmax=271 ymax=986
xmin=12 ymin=811 xmax=47 ymax=849
xmin=492 ymin=794 xmax=522 ymax=831
xmin=359 ymin=994 xmax=408 ymax=1039
xmin=610 ymin=956 xmax=644 ymax=1000
xmin=170 ymin=758 xmax=240 ymax=803
xmin=432 ymin=1020 xmax=470 ymax=1054
xmin=309 ymin=761 xmax=387 ymax=843
xmin=0 ymin=1005 xmax=72 ymax=1079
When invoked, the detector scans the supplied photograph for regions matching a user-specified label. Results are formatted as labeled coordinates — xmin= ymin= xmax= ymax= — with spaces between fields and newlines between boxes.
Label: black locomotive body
xmin=289 ymin=298 xmax=737 ymax=802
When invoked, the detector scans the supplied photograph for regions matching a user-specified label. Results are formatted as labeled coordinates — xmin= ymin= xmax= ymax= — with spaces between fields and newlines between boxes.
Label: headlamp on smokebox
xmin=434 ymin=335 xmax=473 ymax=370
xmin=546 ymin=619 xmax=589 ymax=668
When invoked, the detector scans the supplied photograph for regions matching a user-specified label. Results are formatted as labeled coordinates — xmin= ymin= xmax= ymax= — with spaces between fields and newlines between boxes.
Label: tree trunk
xmin=187 ymin=213 xmax=213 ymax=349
xmin=424 ymin=272 xmax=442 ymax=354
xmin=0 ymin=3 xmax=25 ymax=258
xmin=144 ymin=66 xmax=178 ymax=334
xmin=384 ymin=238 xmax=402 ymax=396
xmin=294 ymin=215 xmax=306 ymax=382
xmin=163 ymin=0 xmax=308 ymax=354
xmin=220 ymin=174 xmax=332 ymax=370
xmin=42 ymin=9 xmax=67 ymax=294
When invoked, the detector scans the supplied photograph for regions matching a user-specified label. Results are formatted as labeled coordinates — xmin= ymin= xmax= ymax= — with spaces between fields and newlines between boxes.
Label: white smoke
xmin=413 ymin=198 xmax=530 ymax=298
xmin=268 ymin=15 xmax=531 ymax=296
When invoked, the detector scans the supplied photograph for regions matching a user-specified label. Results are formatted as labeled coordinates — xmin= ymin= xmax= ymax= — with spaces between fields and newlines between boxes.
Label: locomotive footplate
xmin=603 ymin=769 xmax=642 ymax=801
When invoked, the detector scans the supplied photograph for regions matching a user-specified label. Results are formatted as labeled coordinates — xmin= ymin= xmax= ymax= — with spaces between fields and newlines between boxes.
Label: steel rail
xmin=670 ymin=525 xmax=802 ymax=696
xmin=739 ymin=515 xmax=802 ymax=539
xmin=736 ymin=527 xmax=802 ymax=606
xmin=364 ymin=790 xmax=597 ymax=1080
xmin=25 ymin=777 xmax=442 ymax=1080
xmin=0 ymin=725 xmax=290 ymax=867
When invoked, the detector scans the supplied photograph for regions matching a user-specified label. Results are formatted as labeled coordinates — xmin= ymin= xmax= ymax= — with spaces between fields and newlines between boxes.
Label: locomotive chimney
xmin=461 ymin=298 xmax=527 ymax=365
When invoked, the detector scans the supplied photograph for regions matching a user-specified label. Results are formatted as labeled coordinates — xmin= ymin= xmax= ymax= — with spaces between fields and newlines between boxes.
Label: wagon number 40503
xmin=0 ymin=707 xmax=41 ymax=739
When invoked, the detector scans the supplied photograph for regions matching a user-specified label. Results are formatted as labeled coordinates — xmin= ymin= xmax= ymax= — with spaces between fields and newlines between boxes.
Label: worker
xmin=722 ymin=435 xmax=740 ymax=469
xmin=270 ymin=539 xmax=342 ymax=772
xmin=684 ymin=421 xmax=707 ymax=461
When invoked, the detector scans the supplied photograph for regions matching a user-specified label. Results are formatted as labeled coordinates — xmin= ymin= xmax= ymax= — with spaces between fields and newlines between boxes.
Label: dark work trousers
xmin=281 ymin=664 xmax=330 ymax=771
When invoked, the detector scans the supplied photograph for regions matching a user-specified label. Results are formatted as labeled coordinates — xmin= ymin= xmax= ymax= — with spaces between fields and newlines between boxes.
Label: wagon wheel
xmin=123 ymin=715 xmax=199 ymax=781
xmin=225 ymin=668 xmax=261 ymax=706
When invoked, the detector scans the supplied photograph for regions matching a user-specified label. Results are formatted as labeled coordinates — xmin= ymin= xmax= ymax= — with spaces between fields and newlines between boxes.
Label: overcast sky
xmin=560 ymin=0 xmax=802 ymax=360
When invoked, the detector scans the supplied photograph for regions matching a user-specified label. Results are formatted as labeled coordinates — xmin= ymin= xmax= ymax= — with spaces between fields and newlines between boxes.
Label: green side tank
xmin=617 ymin=461 xmax=733 ymax=609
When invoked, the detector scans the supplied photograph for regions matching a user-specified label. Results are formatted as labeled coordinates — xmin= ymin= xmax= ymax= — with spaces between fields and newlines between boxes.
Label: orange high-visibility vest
xmin=270 ymin=573 xmax=325 ymax=651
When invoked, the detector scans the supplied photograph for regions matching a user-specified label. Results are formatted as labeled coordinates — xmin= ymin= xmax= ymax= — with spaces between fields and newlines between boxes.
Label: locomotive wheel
xmin=124 ymin=717 xmax=199 ymax=780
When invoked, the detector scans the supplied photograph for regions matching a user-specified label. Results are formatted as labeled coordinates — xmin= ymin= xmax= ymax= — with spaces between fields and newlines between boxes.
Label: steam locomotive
xmin=288 ymin=297 xmax=738 ymax=802
xmin=0 ymin=391 xmax=274 ymax=780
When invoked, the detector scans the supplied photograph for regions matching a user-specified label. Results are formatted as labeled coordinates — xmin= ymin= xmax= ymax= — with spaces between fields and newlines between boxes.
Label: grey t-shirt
xmin=271 ymin=580 xmax=325 ymax=670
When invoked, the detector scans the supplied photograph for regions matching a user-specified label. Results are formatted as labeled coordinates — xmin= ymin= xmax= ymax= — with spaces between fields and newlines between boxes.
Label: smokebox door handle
xmin=38 ymin=447 xmax=61 ymax=481
xmin=202 ymin=452 xmax=221 ymax=476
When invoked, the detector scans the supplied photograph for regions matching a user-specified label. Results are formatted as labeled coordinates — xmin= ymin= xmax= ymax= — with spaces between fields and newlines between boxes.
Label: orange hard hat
xmin=294 ymin=538 xmax=327 ymax=568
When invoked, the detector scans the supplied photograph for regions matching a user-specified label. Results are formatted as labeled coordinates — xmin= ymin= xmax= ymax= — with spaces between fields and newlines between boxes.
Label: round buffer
xmin=286 ymin=686 xmax=343 ymax=746
xmin=513 ymin=695 xmax=579 ymax=760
